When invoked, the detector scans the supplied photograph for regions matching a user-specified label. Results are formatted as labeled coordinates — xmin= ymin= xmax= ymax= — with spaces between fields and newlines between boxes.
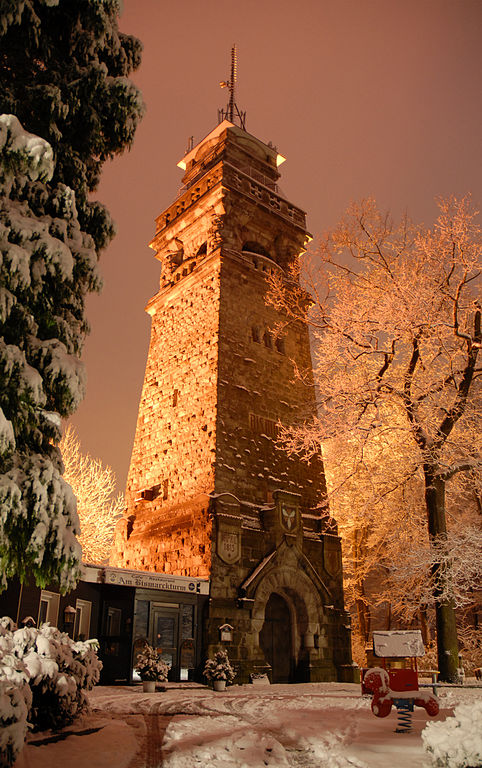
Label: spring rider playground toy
xmin=362 ymin=630 xmax=439 ymax=732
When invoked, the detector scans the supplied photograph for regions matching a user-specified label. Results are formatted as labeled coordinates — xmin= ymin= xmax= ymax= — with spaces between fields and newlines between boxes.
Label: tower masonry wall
xmin=111 ymin=256 xmax=222 ymax=575
xmin=214 ymin=248 xmax=327 ymax=509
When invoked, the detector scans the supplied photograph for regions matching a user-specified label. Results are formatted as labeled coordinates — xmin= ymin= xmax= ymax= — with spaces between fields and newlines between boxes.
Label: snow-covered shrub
xmin=0 ymin=618 xmax=32 ymax=767
xmin=135 ymin=643 xmax=169 ymax=682
xmin=14 ymin=622 xmax=102 ymax=731
xmin=0 ymin=680 xmax=30 ymax=767
xmin=422 ymin=699 xmax=482 ymax=767
xmin=204 ymin=650 xmax=236 ymax=684
xmin=0 ymin=618 xmax=102 ymax=742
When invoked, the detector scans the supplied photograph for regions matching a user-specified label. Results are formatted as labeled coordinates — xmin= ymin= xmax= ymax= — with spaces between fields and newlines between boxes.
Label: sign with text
xmin=104 ymin=568 xmax=210 ymax=595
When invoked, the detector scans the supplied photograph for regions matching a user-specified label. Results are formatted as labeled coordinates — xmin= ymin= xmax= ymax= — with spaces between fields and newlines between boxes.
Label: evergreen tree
xmin=0 ymin=1 xmax=143 ymax=591
xmin=0 ymin=115 xmax=95 ymax=590
xmin=0 ymin=0 xmax=144 ymax=251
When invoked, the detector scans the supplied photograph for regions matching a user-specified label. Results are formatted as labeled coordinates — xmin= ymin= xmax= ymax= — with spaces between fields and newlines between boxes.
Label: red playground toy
xmin=362 ymin=630 xmax=439 ymax=732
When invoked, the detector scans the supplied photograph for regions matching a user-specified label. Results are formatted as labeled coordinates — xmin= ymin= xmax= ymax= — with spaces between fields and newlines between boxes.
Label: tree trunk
xmin=419 ymin=606 xmax=431 ymax=646
xmin=353 ymin=530 xmax=371 ymax=644
xmin=355 ymin=594 xmax=371 ymax=644
xmin=424 ymin=467 xmax=459 ymax=682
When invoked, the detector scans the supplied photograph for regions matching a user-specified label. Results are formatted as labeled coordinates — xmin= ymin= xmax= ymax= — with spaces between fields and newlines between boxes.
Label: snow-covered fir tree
xmin=0 ymin=115 xmax=96 ymax=590
xmin=0 ymin=0 xmax=143 ymax=591
xmin=0 ymin=0 xmax=144 ymax=251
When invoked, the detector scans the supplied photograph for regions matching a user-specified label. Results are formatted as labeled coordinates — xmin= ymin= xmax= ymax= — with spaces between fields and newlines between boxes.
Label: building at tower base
xmin=111 ymin=120 xmax=355 ymax=683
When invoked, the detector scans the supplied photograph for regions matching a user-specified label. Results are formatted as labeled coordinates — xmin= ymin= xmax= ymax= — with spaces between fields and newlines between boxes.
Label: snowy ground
xmin=14 ymin=679 xmax=482 ymax=768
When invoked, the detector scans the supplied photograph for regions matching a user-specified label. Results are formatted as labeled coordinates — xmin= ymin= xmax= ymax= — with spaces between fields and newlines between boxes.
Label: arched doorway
xmin=259 ymin=593 xmax=292 ymax=682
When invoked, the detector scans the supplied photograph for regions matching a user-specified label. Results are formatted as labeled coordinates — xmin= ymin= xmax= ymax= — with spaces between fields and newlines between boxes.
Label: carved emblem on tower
xmin=323 ymin=539 xmax=342 ymax=577
xmin=217 ymin=528 xmax=241 ymax=564
xmin=280 ymin=503 xmax=298 ymax=532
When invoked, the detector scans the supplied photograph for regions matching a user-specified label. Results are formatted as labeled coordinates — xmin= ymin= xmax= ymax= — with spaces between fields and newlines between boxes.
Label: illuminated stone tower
xmin=112 ymin=116 xmax=353 ymax=682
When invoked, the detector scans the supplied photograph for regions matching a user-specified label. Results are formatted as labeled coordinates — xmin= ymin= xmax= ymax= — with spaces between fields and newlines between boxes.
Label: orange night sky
xmin=70 ymin=0 xmax=482 ymax=492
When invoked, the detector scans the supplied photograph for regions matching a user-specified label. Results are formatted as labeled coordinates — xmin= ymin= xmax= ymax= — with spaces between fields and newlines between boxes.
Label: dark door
xmin=259 ymin=592 xmax=292 ymax=682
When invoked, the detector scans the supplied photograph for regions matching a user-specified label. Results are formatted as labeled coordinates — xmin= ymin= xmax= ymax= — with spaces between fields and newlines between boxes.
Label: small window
xmin=275 ymin=337 xmax=285 ymax=354
xmin=163 ymin=478 xmax=169 ymax=500
xmin=251 ymin=326 xmax=260 ymax=343
xmin=242 ymin=241 xmax=271 ymax=259
xmin=106 ymin=606 xmax=122 ymax=636
xmin=38 ymin=590 xmax=60 ymax=627
xmin=173 ymin=389 xmax=179 ymax=407
xmin=263 ymin=331 xmax=273 ymax=349
xmin=74 ymin=599 xmax=92 ymax=641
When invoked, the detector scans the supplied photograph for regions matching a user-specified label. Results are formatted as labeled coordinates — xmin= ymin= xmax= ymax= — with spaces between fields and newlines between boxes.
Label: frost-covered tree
xmin=60 ymin=425 xmax=123 ymax=564
xmin=323 ymin=429 xmax=482 ymax=665
xmin=0 ymin=0 xmax=144 ymax=251
xmin=268 ymin=197 xmax=481 ymax=681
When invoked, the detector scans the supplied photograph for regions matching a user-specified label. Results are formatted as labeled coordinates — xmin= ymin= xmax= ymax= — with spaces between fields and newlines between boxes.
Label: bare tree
xmin=268 ymin=196 xmax=481 ymax=681
xmin=60 ymin=426 xmax=124 ymax=564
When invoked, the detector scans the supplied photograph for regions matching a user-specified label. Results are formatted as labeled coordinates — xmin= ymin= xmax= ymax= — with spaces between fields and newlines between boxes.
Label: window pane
xmin=181 ymin=604 xmax=193 ymax=640
xmin=106 ymin=607 xmax=122 ymax=636
xmin=39 ymin=600 xmax=48 ymax=626
xmin=155 ymin=616 xmax=175 ymax=648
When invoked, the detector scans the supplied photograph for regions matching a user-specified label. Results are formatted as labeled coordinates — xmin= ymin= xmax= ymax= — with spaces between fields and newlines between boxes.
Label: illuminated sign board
xmin=103 ymin=568 xmax=210 ymax=595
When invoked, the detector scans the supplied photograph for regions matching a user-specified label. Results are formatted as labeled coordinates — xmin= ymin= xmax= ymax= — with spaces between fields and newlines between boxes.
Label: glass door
xmin=149 ymin=604 xmax=179 ymax=680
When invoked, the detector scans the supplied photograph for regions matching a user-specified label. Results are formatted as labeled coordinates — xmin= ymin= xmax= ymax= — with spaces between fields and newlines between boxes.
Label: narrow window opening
xmin=263 ymin=331 xmax=273 ymax=349
xmin=242 ymin=241 xmax=271 ymax=259
xmin=251 ymin=326 xmax=260 ymax=343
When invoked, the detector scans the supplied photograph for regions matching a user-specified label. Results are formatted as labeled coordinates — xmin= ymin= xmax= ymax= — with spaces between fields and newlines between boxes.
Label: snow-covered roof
xmin=176 ymin=120 xmax=285 ymax=170
xmin=372 ymin=630 xmax=425 ymax=657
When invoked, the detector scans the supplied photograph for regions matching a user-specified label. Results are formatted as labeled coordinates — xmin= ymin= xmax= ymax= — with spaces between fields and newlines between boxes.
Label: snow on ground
xmin=13 ymin=680 xmax=482 ymax=768
xmin=13 ymin=712 xmax=140 ymax=768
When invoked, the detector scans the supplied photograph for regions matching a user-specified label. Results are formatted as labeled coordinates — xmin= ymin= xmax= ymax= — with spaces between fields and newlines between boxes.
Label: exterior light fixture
xmin=63 ymin=605 xmax=76 ymax=628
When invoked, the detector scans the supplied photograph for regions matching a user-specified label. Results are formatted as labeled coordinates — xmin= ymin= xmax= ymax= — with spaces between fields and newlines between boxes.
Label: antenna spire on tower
xmin=218 ymin=44 xmax=246 ymax=130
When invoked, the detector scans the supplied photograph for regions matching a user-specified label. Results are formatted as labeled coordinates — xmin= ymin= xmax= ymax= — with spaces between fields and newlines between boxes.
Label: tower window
xmin=263 ymin=331 xmax=273 ymax=349
xmin=251 ymin=326 xmax=261 ymax=343
xmin=173 ymin=389 xmax=179 ymax=407
xmin=249 ymin=413 xmax=278 ymax=438
xmin=242 ymin=241 xmax=271 ymax=259
xmin=163 ymin=479 xmax=169 ymax=500
xmin=275 ymin=337 xmax=285 ymax=355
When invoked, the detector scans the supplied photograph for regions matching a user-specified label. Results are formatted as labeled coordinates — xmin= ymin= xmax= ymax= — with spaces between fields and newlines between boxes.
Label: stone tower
xmin=112 ymin=119 xmax=354 ymax=682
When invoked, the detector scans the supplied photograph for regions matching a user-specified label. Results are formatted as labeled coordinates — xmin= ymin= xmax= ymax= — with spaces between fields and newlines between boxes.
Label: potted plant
xmin=135 ymin=643 xmax=170 ymax=692
xmin=203 ymin=649 xmax=236 ymax=691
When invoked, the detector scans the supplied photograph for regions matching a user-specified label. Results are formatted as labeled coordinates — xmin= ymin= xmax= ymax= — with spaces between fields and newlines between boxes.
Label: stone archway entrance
xmin=259 ymin=592 xmax=292 ymax=682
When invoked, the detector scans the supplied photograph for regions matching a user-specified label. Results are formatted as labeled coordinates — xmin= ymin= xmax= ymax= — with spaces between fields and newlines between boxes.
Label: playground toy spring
xmin=395 ymin=700 xmax=413 ymax=733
